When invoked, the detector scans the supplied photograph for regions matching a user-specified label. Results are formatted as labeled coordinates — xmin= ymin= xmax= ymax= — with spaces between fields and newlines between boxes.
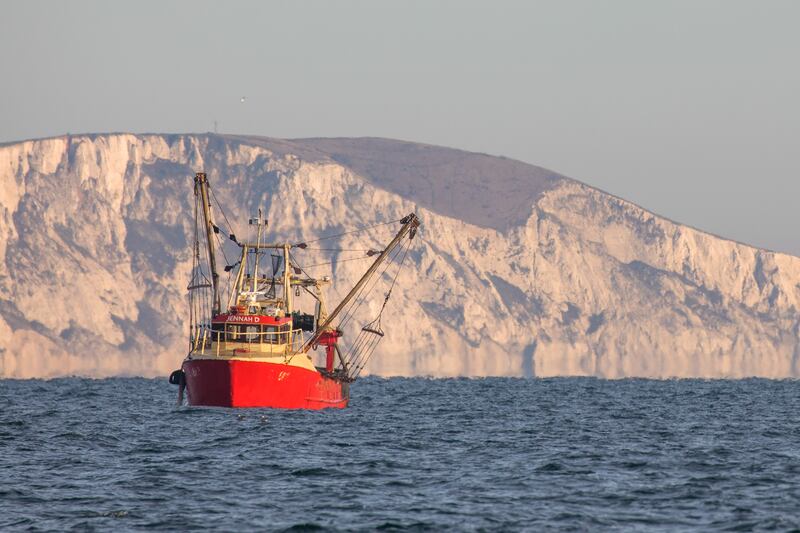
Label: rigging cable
xmin=338 ymin=238 xmax=408 ymax=333
xmin=288 ymin=217 xmax=414 ymax=378
xmin=189 ymin=193 xmax=198 ymax=344
xmin=301 ymin=247 xmax=377 ymax=253
xmin=209 ymin=187 xmax=240 ymax=241
xmin=301 ymin=255 xmax=376 ymax=269
xmin=213 ymin=230 xmax=232 ymax=267
xmin=344 ymin=237 xmax=413 ymax=378
xmin=293 ymin=218 xmax=400 ymax=247
xmin=334 ymin=245 xmax=405 ymax=374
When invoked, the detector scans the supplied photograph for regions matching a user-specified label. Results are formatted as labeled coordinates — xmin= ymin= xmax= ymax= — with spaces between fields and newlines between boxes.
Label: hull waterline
xmin=182 ymin=359 xmax=349 ymax=409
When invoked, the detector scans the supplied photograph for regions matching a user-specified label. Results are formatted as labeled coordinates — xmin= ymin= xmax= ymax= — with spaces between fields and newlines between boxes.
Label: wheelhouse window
xmin=223 ymin=323 xmax=291 ymax=343
xmin=211 ymin=322 xmax=224 ymax=341
xmin=225 ymin=325 xmax=241 ymax=342
xmin=264 ymin=326 xmax=277 ymax=344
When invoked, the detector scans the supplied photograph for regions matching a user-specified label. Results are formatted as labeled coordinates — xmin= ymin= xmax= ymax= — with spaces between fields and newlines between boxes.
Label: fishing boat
xmin=169 ymin=172 xmax=419 ymax=409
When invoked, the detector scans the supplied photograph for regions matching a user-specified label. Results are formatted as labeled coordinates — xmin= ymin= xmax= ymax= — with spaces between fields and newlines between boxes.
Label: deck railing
xmin=191 ymin=326 xmax=306 ymax=357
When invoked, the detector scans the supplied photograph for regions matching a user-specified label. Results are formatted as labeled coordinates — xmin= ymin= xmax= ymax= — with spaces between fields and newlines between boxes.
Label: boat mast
xmin=229 ymin=245 xmax=248 ymax=309
xmin=194 ymin=172 xmax=221 ymax=315
xmin=252 ymin=209 xmax=263 ymax=293
xmin=302 ymin=213 xmax=419 ymax=353
xmin=284 ymin=243 xmax=292 ymax=312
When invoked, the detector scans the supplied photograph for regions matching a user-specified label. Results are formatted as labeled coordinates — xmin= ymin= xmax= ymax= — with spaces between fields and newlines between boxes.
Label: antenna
xmin=250 ymin=209 xmax=267 ymax=292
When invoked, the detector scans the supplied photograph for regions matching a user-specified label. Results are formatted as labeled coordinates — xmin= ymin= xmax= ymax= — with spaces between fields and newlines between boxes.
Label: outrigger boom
xmin=302 ymin=212 xmax=419 ymax=353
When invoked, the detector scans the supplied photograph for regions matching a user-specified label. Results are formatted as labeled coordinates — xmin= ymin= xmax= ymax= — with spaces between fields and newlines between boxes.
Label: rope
xmin=302 ymin=255 xmax=374 ymax=269
xmin=347 ymin=328 xmax=384 ymax=380
xmin=188 ymin=183 xmax=218 ymax=343
xmin=189 ymin=192 xmax=199 ymax=344
xmin=294 ymin=219 xmax=400 ymax=247
xmin=338 ymin=237 xmax=413 ymax=378
xmin=302 ymin=247 xmax=376 ymax=252
xmin=209 ymin=187 xmax=239 ymax=240
xmin=288 ymin=251 xmax=310 ymax=279
xmin=337 ymin=240 xmax=406 ymax=333
xmin=354 ymin=338 xmax=382 ymax=378
xmin=380 ymin=236 xmax=410 ymax=311
xmin=214 ymin=231 xmax=231 ymax=265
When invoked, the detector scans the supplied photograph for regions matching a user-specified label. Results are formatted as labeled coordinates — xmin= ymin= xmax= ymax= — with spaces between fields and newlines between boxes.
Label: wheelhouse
xmin=211 ymin=311 xmax=293 ymax=344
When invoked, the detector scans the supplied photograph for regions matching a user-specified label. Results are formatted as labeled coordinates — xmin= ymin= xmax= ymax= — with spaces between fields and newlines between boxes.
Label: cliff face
xmin=1 ymin=133 xmax=799 ymax=378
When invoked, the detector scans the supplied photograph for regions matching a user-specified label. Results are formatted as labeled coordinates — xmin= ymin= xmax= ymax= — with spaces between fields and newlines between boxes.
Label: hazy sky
xmin=2 ymin=1 xmax=798 ymax=254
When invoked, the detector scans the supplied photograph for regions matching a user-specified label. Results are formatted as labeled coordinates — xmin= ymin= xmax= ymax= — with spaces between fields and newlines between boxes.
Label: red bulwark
xmin=182 ymin=359 xmax=349 ymax=409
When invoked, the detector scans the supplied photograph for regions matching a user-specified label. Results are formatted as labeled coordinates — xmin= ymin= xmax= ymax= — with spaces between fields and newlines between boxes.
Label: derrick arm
xmin=302 ymin=213 xmax=420 ymax=353
xmin=195 ymin=172 xmax=221 ymax=314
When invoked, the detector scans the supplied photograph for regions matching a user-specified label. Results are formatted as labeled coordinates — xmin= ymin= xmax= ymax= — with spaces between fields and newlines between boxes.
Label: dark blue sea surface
xmin=1 ymin=377 xmax=799 ymax=531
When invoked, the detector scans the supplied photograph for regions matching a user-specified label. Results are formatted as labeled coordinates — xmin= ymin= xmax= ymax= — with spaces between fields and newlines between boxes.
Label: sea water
xmin=1 ymin=377 xmax=799 ymax=531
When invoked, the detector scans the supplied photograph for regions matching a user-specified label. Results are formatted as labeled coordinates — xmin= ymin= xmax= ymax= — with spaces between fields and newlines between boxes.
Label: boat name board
xmin=213 ymin=314 xmax=292 ymax=325
xmin=228 ymin=315 xmax=263 ymax=323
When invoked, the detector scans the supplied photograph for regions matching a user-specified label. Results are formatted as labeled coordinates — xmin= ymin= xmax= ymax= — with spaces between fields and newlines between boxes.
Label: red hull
xmin=182 ymin=359 xmax=349 ymax=409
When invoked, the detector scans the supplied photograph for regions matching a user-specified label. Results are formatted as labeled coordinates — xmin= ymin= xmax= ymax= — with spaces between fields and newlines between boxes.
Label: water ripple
xmin=1 ymin=377 xmax=799 ymax=530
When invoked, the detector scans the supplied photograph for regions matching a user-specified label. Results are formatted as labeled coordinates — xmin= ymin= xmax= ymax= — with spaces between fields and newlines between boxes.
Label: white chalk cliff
xmin=1 ymin=133 xmax=799 ymax=378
